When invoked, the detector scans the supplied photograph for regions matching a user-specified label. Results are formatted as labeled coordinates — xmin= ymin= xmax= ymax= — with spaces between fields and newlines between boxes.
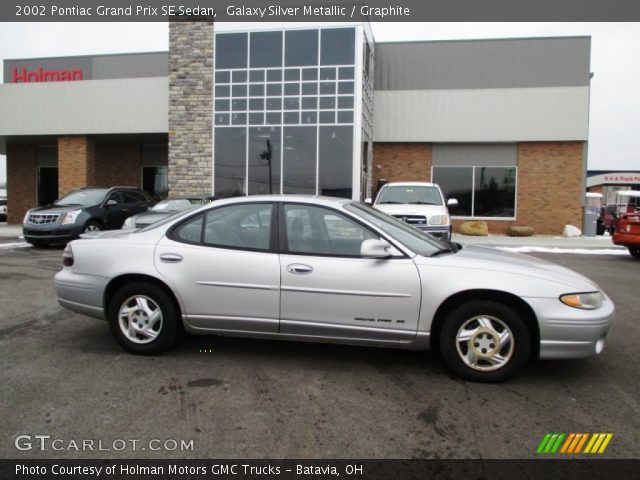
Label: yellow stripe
xmin=584 ymin=434 xmax=599 ymax=453
xmin=574 ymin=433 xmax=589 ymax=453
xmin=590 ymin=434 xmax=606 ymax=454
xmin=597 ymin=434 xmax=613 ymax=453
xmin=560 ymin=433 xmax=576 ymax=454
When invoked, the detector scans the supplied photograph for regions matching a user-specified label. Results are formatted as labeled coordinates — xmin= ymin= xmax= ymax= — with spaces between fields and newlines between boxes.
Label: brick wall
xmin=94 ymin=142 xmax=141 ymax=188
xmin=373 ymin=141 xmax=584 ymax=235
xmin=516 ymin=142 xmax=584 ymax=235
xmin=168 ymin=21 xmax=214 ymax=196
xmin=6 ymin=144 xmax=36 ymax=224
xmin=58 ymin=136 xmax=95 ymax=197
xmin=372 ymin=143 xmax=432 ymax=191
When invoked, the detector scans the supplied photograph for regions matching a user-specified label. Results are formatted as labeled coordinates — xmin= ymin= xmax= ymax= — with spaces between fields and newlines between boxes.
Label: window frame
xmin=167 ymin=202 xmax=279 ymax=253
xmin=278 ymin=202 xmax=407 ymax=259
xmin=431 ymin=165 xmax=518 ymax=221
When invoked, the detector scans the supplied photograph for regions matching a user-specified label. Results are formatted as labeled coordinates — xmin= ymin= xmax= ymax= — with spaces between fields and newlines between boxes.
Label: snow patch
xmin=0 ymin=242 xmax=32 ymax=250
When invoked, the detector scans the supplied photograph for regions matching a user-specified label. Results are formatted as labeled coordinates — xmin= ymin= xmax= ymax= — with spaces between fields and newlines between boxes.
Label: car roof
xmin=381 ymin=182 xmax=438 ymax=187
xmin=201 ymin=194 xmax=354 ymax=208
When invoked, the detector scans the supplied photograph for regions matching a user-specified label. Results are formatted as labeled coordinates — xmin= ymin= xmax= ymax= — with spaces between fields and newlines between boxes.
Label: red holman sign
xmin=12 ymin=67 xmax=84 ymax=83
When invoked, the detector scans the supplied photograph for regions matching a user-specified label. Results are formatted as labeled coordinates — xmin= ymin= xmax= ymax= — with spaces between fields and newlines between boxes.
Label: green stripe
xmin=544 ymin=434 xmax=559 ymax=453
xmin=550 ymin=433 xmax=566 ymax=453
xmin=537 ymin=433 xmax=553 ymax=454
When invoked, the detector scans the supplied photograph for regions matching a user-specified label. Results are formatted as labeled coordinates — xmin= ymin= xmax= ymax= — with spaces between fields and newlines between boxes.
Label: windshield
xmin=345 ymin=203 xmax=449 ymax=257
xmin=376 ymin=185 xmax=443 ymax=205
xmin=55 ymin=189 xmax=108 ymax=207
xmin=151 ymin=199 xmax=201 ymax=212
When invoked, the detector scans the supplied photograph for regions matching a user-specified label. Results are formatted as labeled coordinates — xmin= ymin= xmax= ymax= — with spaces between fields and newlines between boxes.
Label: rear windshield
xmin=377 ymin=185 xmax=443 ymax=205
xmin=55 ymin=189 xmax=108 ymax=207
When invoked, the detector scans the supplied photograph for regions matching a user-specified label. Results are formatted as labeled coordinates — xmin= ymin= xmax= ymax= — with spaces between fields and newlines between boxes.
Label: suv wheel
xmin=628 ymin=247 xmax=640 ymax=259
xmin=107 ymin=282 xmax=178 ymax=354
xmin=439 ymin=300 xmax=530 ymax=382
xmin=83 ymin=221 xmax=102 ymax=233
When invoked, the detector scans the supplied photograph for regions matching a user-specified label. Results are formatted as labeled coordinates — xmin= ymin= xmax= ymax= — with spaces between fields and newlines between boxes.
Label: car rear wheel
xmin=439 ymin=300 xmax=530 ymax=382
xmin=628 ymin=247 xmax=640 ymax=259
xmin=107 ymin=282 xmax=178 ymax=354
xmin=83 ymin=221 xmax=102 ymax=233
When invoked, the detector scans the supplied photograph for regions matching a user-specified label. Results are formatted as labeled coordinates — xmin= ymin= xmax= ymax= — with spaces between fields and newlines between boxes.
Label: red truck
xmin=611 ymin=191 xmax=640 ymax=259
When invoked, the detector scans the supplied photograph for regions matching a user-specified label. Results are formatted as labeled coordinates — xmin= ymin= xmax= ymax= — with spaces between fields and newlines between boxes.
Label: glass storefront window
xmin=248 ymin=127 xmax=281 ymax=195
xmin=283 ymin=127 xmax=316 ymax=195
xmin=216 ymin=33 xmax=247 ymax=69
xmin=285 ymin=30 xmax=318 ymax=66
xmin=319 ymin=126 xmax=353 ymax=198
xmin=214 ymin=128 xmax=246 ymax=197
xmin=250 ymin=31 xmax=283 ymax=68
xmin=321 ymin=28 xmax=355 ymax=65
xmin=432 ymin=166 xmax=517 ymax=218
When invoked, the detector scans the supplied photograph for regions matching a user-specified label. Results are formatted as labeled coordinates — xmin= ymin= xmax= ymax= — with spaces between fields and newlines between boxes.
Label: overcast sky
xmin=1 ymin=22 xmax=639 ymax=185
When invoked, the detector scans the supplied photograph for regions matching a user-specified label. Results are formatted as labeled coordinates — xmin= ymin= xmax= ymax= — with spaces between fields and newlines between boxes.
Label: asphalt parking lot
xmin=0 ymin=242 xmax=638 ymax=459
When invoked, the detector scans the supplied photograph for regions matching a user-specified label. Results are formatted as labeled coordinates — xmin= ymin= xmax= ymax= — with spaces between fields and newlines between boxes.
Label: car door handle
xmin=160 ymin=253 xmax=183 ymax=263
xmin=287 ymin=264 xmax=313 ymax=275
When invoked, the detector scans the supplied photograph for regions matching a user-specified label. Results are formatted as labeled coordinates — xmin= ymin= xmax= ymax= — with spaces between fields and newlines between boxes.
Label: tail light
xmin=62 ymin=244 xmax=74 ymax=267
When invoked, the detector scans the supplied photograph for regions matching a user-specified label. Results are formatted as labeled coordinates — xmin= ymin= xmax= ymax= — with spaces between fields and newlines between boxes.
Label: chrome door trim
xmin=280 ymin=318 xmax=416 ymax=341
xmin=195 ymin=281 xmax=279 ymax=291
xmin=280 ymin=285 xmax=412 ymax=298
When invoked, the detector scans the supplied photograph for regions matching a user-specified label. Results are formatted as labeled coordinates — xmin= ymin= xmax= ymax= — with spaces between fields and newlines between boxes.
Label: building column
xmin=168 ymin=21 xmax=213 ymax=196
xmin=6 ymin=144 xmax=36 ymax=224
xmin=58 ymin=136 xmax=95 ymax=197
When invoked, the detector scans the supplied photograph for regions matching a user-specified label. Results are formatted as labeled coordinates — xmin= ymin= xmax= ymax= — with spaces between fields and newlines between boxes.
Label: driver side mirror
xmin=105 ymin=199 xmax=118 ymax=207
xmin=361 ymin=239 xmax=394 ymax=258
xmin=447 ymin=198 xmax=458 ymax=207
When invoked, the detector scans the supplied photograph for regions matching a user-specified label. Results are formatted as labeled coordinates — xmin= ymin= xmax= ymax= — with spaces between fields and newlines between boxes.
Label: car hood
xmin=415 ymin=245 xmax=600 ymax=291
xmin=375 ymin=203 xmax=447 ymax=216
xmin=29 ymin=204 xmax=88 ymax=214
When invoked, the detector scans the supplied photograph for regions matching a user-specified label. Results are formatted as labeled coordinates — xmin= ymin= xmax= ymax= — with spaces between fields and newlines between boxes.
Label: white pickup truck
xmin=368 ymin=182 xmax=457 ymax=241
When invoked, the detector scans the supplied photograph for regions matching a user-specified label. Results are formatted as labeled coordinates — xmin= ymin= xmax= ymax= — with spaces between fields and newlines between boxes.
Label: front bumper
xmin=23 ymin=224 xmax=83 ymax=244
xmin=55 ymin=268 xmax=110 ymax=320
xmin=526 ymin=295 xmax=615 ymax=359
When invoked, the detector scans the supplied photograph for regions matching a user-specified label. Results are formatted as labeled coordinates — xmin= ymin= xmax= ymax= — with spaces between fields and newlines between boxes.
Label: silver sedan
xmin=55 ymin=196 xmax=614 ymax=382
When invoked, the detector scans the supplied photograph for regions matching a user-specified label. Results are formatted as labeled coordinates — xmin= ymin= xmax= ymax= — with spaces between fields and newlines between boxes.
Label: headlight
xmin=560 ymin=292 xmax=604 ymax=310
xmin=23 ymin=210 xmax=31 ymax=224
xmin=429 ymin=214 xmax=449 ymax=226
xmin=123 ymin=216 xmax=135 ymax=228
xmin=61 ymin=209 xmax=82 ymax=225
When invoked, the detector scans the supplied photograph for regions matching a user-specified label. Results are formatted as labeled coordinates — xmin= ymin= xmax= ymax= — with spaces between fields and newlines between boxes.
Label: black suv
xmin=23 ymin=186 xmax=154 ymax=246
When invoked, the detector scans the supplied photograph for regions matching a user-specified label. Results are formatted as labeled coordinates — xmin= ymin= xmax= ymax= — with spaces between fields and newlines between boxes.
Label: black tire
xmin=439 ymin=300 xmax=531 ymax=383
xmin=107 ymin=282 xmax=178 ymax=355
xmin=83 ymin=220 xmax=103 ymax=233
xmin=628 ymin=247 xmax=640 ymax=259
xmin=596 ymin=221 xmax=605 ymax=236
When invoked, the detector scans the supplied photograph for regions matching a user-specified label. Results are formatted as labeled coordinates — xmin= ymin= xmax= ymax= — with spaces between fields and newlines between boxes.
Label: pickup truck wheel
xmin=628 ymin=247 xmax=640 ymax=259
xmin=439 ymin=300 xmax=530 ymax=383
xmin=107 ymin=282 xmax=178 ymax=354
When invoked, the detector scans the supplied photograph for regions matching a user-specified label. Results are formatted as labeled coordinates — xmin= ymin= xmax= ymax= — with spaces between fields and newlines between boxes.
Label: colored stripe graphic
xmin=538 ymin=433 xmax=613 ymax=454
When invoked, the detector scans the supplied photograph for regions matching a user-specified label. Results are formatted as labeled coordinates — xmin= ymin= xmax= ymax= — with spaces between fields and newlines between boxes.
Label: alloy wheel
xmin=455 ymin=315 xmax=514 ymax=372
xmin=118 ymin=295 xmax=164 ymax=344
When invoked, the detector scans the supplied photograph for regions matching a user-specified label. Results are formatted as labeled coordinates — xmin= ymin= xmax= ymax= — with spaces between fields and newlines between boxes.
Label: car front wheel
xmin=439 ymin=300 xmax=530 ymax=382
xmin=107 ymin=283 xmax=178 ymax=354
xmin=83 ymin=221 xmax=103 ymax=233
xmin=628 ymin=247 xmax=640 ymax=259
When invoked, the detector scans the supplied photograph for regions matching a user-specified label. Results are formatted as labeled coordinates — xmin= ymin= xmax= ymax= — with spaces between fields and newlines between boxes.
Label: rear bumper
xmin=525 ymin=295 xmax=615 ymax=359
xmin=612 ymin=233 xmax=640 ymax=247
xmin=54 ymin=268 xmax=109 ymax=320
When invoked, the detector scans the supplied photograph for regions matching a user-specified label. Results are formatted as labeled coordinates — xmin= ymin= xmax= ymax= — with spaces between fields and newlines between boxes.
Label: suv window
xmin=284 ymin=204 xmax=377 ymax=256
xmin=122 ymin=191 xmax=145 ymax=204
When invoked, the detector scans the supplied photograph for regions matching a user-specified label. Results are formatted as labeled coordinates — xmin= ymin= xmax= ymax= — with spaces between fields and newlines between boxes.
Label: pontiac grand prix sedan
xmin=55 ymin=196 xmax=614 ymax=382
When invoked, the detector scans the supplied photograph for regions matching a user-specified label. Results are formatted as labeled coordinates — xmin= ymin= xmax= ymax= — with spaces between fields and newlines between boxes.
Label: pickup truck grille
xmin=28 ymin=213 xmax=60 ymax=225
xmin=393 ymin=215 xmax=427 ymax=226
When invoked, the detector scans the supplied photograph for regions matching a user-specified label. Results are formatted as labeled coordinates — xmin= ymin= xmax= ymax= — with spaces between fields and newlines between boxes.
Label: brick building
xmin=0 ymin=24 xmax=592 ymax=234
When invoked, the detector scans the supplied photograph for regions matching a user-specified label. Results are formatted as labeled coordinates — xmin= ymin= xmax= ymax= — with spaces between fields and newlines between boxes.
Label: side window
xmin=174 ymin=215 xmax=204 ymax=244
xmin=106 ymin=192 xmax=123 ymax=205
xmin=284 ymin=204 xmax=377 ymax=256
xmin=203 ymin=203 xmax=273 ymax=250
xmin=122 ymin=192 xmax=143 ymax=204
